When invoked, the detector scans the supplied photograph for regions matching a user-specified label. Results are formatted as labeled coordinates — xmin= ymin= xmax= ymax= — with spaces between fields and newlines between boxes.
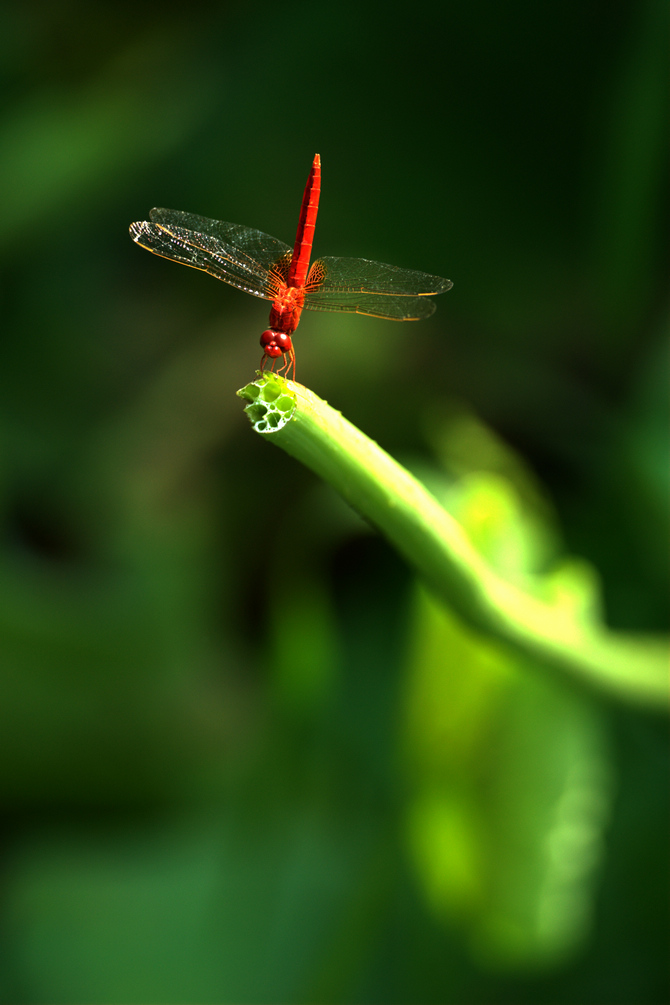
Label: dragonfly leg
xmin=277 ymin=347 xmax=296 ymax=381
xmin=260 ymin=352 xmax=275 ymax=375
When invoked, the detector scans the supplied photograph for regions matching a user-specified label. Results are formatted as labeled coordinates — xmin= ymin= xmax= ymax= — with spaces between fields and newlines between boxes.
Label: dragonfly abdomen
xmin=287 ymin=154 xmax=321 ymax=289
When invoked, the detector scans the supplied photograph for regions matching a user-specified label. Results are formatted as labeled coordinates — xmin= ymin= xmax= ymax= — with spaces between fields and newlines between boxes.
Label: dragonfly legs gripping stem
xmin=260 ymin=348 xmax=296 ymax=382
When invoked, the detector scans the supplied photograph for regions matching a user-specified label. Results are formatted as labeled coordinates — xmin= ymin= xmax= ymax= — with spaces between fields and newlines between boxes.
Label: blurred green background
xmin=1 ymin=1 xmax=668 ymax=1002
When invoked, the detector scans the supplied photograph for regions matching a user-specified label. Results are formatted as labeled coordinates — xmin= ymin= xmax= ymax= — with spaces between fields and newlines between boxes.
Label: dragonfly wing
xmin=304 ymin=290 xmax=439 ymax=320
xmin=130 ymin=209 xmax=292 ymax=300
xmin=149 ymin=209 xmax=292 ymax=272
xmin=303 ymin=256 xmax=453 ymax=320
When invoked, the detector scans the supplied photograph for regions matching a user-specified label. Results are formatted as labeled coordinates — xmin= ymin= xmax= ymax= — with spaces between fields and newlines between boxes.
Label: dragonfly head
xmin=260 ymin=330 xmax=293 ymax=359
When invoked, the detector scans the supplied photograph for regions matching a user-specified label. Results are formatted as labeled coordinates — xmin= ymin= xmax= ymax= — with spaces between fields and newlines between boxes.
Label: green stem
xmin=238 ymin=374 xmax=669 ymax=710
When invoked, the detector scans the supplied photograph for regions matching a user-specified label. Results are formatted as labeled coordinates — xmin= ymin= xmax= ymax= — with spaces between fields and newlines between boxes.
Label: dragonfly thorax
xmin=260 ymin=329 xmax=293 ymax=359
xmin=268 ymin=285 xmax=305 ymax=336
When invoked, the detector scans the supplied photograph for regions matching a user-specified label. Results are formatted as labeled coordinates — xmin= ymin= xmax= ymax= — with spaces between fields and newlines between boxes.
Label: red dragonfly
xmin=130 ymin=155 xmax=452 ymax=379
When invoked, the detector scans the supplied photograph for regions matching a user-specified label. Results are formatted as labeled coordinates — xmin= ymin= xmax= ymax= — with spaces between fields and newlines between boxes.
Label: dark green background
xmin=1 ymin=1 xmax=668 ymax=1002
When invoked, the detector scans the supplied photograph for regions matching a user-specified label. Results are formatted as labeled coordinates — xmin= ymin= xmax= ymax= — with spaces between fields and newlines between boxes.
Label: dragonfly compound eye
xmin=260 ymin=330 xmax=292 ymax=357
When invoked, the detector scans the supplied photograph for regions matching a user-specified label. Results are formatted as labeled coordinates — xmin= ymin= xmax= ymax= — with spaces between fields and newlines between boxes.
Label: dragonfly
xmin=129 ymin=155 xmax=452 ymax=379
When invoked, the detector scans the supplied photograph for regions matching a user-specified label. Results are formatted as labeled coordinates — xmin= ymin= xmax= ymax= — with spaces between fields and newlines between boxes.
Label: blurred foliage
xmin=401 ymin=444 xmax=615 ymax=970
xmin=0 ymin=0 xmax=668 ymax=1003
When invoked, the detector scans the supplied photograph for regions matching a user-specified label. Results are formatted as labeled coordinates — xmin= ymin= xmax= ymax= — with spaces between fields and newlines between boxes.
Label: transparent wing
xmin=303 ymin=256 xmax=453 ymax=320
xmin=129 ymin=209 xmax=292 ymax=300
xmin=149 ymin=209 xmax=293 ymax=272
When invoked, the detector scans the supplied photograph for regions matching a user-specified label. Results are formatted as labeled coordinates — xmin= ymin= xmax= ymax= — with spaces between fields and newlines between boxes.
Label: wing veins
xmin=130 ymin=220 xmax=277 ymax=300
